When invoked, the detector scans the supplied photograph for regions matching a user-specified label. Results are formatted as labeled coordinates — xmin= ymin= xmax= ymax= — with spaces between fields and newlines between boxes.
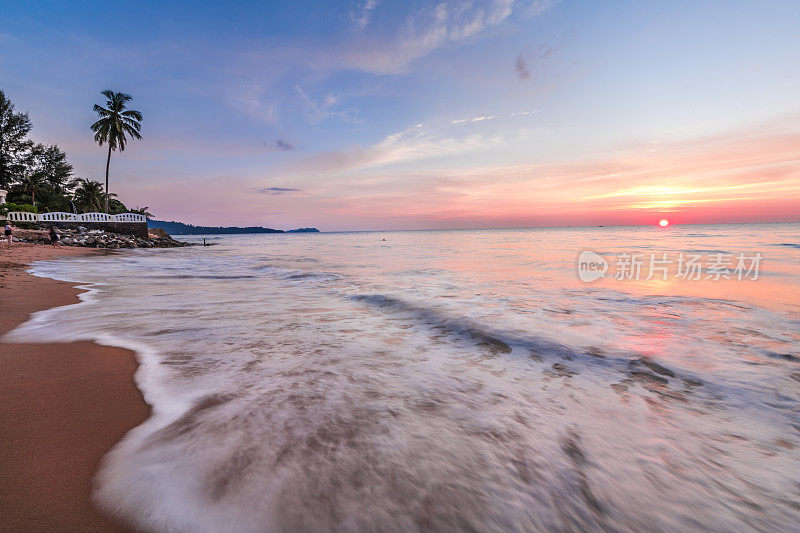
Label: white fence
xmin=5 ymin=211 xmax=147 ymax=223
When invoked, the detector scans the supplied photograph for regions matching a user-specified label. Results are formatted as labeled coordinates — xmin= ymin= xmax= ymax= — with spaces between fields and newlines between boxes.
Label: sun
xmin=658 ymin=218 xmax=669 ymax=227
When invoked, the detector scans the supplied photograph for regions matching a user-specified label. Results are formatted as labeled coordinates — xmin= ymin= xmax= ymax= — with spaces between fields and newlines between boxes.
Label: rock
xmin=14 ymin=226 xmax=192 ymax=249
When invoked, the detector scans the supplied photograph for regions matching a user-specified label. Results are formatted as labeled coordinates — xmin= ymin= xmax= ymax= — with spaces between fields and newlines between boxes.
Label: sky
xmin=1 ymin=0 xmax=799 ymax=230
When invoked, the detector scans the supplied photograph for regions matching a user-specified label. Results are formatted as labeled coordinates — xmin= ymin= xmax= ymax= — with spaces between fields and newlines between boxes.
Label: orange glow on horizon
xmin=120 ymin=115 xmax=800 ymax=230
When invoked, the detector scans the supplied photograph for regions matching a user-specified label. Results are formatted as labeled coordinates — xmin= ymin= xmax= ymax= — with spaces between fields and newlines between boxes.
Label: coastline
xmin=0 ymin=244 xmax=149 ymax=531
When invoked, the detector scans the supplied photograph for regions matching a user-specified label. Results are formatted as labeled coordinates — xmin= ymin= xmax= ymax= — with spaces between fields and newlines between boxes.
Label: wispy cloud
xmin=275 ymin=140 xmax=296 ymax=151
xmin=451 ymin=111 xmax=537 ymax=124
xmin=254 ymin=115 xmax=800 ymax=228
xmin=282 ymin=121 xmax=508 ymax=180
xmin=332 ymin=0 xmax=555 ymax=75
xmin=295 ymin=85 xmax=360 ymax=124
xmin=262 ymin=140 xmax=297 ymax=152
xmin=398 ymin=121 xmax=800 ymax=223
xmin=257 ymin=187 xmax=301 ymax=195
xmin=117 ymin=115 xmax=800 ymax=230
xmin=526 ymin=0 xmax=560 ymax=16
xmin=514 ymin=54 xmax=530 ymax=79
xmin=514 ymin=39 xmax=561 ymax=82
xmin=351 ymin=0 xmax=380 ymax=30
xmin=148 ymin=1 xmax=557 ymax=126
xmin=452 ymin=115 xmax=496 ymax=124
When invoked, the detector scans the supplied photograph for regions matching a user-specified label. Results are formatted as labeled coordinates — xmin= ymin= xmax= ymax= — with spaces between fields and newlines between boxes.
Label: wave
xmin=345 ymin=292 xmax=800 ymax=416
xmin=284 ymin=271 xmax=342 ymax=281
xmin=6 ymin=225 xmax=800 ymax=531
xmin=148 ymin=274 xmax=257 ymax=280
xmin=350 ymin=293 xmax=644 ymax=367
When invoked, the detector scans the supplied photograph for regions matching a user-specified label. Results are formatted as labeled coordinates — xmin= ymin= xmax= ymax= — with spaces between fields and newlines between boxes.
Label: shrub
xmin=0 ymin=202 xmax=37 ymax=215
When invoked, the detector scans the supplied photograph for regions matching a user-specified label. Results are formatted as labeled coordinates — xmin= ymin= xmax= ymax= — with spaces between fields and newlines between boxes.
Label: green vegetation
xmin=0 ymin=202 xmax=36 ymax=216
xmin=0 ymin=89 xmax=147 ymax=217
xmin=148 ymin=219 xmax=320 ymax=235
xmin=130 ymin=206 xmax=154 ymax=217
xmin=71 ymin=178 xmax=107 ymax=212
xmin=0 ymin=90 xmax=33 ymax=189
xmin=90 ymin=90 xmax=143 ymax=213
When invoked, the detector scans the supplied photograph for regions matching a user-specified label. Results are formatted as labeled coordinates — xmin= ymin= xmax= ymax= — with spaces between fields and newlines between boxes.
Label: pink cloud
xmin=118 ymin=114 xmax=800 ymax=230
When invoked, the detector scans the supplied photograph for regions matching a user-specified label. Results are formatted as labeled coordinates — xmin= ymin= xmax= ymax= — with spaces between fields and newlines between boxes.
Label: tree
xmin=72 ymin=178 xmax=108 ymax=212
xmin=18 ymin=172 xmax=48 ymax=211
xmin=28 ymin=144 xmax=73 ymax=194
xmin=130 ymin=206 xmax=153 ymax=218
xmin=108 ymin=197 xmax=129 ymax=214
xmin=90 ymin=90 xmax=142 ymax=213
xmin=0 ymin=90 xmax=34 ymax=189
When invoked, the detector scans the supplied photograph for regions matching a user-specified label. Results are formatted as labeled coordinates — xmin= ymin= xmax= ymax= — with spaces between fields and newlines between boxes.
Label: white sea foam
xmin=6 ymin=225 xmax=800 ymax=531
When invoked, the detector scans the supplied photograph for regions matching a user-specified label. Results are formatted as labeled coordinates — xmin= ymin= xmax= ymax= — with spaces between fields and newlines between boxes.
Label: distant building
xmin=0 ymin=189 xmax=6 ymax=204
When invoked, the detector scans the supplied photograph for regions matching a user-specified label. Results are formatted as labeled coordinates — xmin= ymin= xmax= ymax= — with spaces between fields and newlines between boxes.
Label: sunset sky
xmin=2 ymin=0 xmax=799 ymax=230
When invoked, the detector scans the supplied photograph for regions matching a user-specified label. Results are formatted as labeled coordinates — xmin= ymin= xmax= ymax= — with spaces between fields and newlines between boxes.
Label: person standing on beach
xmin=4 ymin=222 xmax=12 ymax=246
xmin=49 ymin=226 xmax=61 ymax=248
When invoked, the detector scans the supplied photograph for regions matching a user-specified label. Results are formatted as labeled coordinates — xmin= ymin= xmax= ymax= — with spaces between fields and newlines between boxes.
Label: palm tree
xmin=72 ymin=178 xmax=109 ymax=213
xmin=19 ymin=172 xmax=48 ymax=211
xmin=90 ymin=90 xmax=142 ymax=213
xmin=130 ymin=206 xmax=154 ymax=218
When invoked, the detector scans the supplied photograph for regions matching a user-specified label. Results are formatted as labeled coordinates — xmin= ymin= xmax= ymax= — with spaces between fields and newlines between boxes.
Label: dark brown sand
xmin=0 ymin=243 xmax=149 ymax=531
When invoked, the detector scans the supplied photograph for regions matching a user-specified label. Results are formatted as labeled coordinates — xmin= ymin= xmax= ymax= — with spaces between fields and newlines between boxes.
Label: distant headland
xmin=148 ymin=220 xmax=319 ymax=235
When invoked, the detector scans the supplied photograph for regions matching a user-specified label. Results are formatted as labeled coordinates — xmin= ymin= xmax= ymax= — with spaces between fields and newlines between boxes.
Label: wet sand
xmin=0 ymin=244 xmax=149 ymax=531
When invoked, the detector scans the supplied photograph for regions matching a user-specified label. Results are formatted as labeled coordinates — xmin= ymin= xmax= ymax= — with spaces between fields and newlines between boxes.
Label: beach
xmin=0 ymin=244 xmax=148 ymax=531
xmin=3 ymin=1 xmax=798 ymax=527
xmin=7 ymin=226 xmax=794 ymax=531
xmin=1 ymin=226 xmax=798 ymax=531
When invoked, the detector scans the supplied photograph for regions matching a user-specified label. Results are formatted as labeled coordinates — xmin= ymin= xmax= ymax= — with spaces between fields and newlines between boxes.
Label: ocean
xmin=6 ymin=224 xmax=800 ymax=531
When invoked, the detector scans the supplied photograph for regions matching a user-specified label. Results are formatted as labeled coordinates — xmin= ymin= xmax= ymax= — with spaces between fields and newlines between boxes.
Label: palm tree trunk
xmin=31 ymin=190 xmax=35 ymax=211
xmin=104 ymin=143 xmax=112 ymax=213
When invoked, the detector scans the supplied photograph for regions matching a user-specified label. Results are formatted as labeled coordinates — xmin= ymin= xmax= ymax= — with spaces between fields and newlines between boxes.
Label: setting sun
xmin=659 ymin=219 xmax=670 ymax=227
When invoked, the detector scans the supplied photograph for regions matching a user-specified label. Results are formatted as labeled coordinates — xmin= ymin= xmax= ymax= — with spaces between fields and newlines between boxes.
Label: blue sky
xmin=1 ymin=0 xmax=799 ymax=229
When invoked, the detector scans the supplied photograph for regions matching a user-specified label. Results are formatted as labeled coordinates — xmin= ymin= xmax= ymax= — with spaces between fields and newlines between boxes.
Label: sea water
xmin=6 ymin=224 xmax=800 ymax=531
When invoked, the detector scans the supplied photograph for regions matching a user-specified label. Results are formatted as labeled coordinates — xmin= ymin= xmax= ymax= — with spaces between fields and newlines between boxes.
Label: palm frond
xmin=122 ymin=121 xmax=142 ymax=140
xmin=121 ymin=109 xmax=143 ymax=121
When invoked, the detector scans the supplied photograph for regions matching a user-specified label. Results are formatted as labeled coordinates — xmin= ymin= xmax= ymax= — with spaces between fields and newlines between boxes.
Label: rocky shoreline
xmin=8 ymin=226 xmax=191 ymax=249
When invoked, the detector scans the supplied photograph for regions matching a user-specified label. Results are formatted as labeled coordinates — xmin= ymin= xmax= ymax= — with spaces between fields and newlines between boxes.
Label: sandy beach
xmin=0 ymin=244 xmax=149 ymax=531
